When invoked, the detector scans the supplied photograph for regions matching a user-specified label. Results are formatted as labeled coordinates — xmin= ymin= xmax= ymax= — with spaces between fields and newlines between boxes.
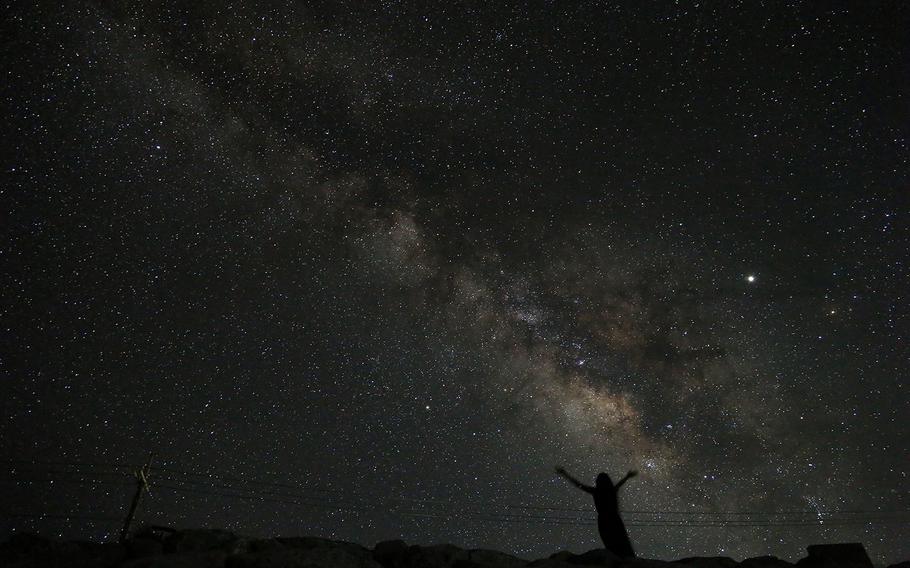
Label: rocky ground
xmin=1 ymin=528 xmax=905 ymax=568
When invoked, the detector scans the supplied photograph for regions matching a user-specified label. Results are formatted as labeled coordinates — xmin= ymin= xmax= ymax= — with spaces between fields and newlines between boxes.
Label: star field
xmin=1 ymin=1 xmax=907 ymax=564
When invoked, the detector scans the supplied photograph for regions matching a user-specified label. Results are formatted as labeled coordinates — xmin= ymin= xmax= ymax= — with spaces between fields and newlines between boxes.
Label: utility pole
xmin=119 ymin=453 xmax=153 ymax=543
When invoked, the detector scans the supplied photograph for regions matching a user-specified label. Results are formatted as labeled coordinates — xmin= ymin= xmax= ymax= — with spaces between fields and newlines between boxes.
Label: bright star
xmin=746 ymin=275 xmax=756 ymax=283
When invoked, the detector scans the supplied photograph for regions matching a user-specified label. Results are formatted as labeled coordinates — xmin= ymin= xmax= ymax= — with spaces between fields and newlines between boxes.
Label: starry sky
xmin=1 ymin=1 xmax=908 ymax=564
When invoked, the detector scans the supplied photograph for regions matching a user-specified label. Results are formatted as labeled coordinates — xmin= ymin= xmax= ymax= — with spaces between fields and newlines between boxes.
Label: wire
xmin=4 ymin=462 xmax=908 ymax=529
xmin=145 ymin=467 xmax=910 ymax=518
xmin=4 ymin=468 xmax=133 ymax=479
xmin=2 ymin=459 xmax=132 ymax=470
xmin=149 ymin=475 xmax=910 ymax=525
xmin=148 ymin=483 xmax=909 ymax=529
xmin=0 ymin=513 xmax=122 ymax=521
xmin=153 ymin=467 xmax=344 ymax=496
xmin=3 ymin=477 xmax=134 ymax=488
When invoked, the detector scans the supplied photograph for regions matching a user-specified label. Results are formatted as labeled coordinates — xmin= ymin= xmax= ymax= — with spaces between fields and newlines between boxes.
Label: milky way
xmin=1 ymin=2 xmax=907 ymax=563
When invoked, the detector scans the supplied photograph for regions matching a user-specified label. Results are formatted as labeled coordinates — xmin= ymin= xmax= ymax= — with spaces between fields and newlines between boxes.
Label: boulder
xmin=527 ymin=551 xmax=578 ymax=568
xmin=227 ymin=536 xmax=381 ymax=568
xmin=0 ymin=533 xmax=125 ymax=568
xmin=796 ymin=544 xmax=873 ymax=568
xmin=0 ymin=531 xmax=902 ymax=568
xmin=246 ymin=539 xmax=288 ymax=554
xmin=0 ymin=533 xmax=59 ymax=556
xmin=466 ymin=548 xmax=528 ymax=568
xmin=529 ymin=550 xmax=622 ymax=568
xmin=278 ymin=536 xmax=370 ymax=555
xmin=75 ymin=542 xmax=128 ymax=568
xmin=374 ymin=539 xmax=410 ymax=566
xmin=121 ymin=551 xmax=228 ymax=568
xmin=164 ymin=529 xmax=247 ymax=555
xmin=542 ymin=551 xmax=576 ymax=563
xmin=227 ymin=546 xmax=383 ymax=568
xmin=741 ymin=555 xmax=793 ymax=568
xmin=126 ymin=536 xmax=165 ymax=559
xmin=674 ymin=557 xmax=738 ymax=568
xmin=620 ymin=558 xmax=677 ymax=568
xmin=528 ymin=560 xmax=576 ymax=568
xmin=373 ymin=542 xmax=475 ymax=568
xmin=569 ymin=549 xmax=621 ymax=565
xmin=458 ymin=548 xmax=528 ymax=567
xmin=398 ymin=544 xmax=470 ymax=568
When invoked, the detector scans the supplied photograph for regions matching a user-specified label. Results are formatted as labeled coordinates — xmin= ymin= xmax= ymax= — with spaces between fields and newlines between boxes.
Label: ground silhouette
xmin=0 ymin=529 xmax=894 ymax=568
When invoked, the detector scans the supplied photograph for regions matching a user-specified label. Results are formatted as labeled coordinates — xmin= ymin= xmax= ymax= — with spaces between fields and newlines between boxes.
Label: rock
xmin=527 ymin=561 xmax=574 ymax=568
xmin=569 ymin=549 xmax=621 ymax=565
xmin=796 ymin=544 xmax=873 ymax=568
xmin=528 ymin=549 xmax=620 ymax=567
xmin=620 ymin=558 xmax=677 ymax=568
xmin=741 ymin=555 xmax=793 ymax=568
xmin=0 ymin=533 xmax=119 ymax=568
xmin=528 ymin=553 xmax=577 ymax=568
xmin=278 ymin=536 xmax=370 ymax=555
xmin=247 ymin=539 xmax=288 ymax=554
xmin=374 ymin=539 xmax=410 ymax=567
xmin=227 ymin=546 xmax=383 ymax=568
xmin=136 ymin=526 xmax=178 ymax=540
xmin=277 ymin=536 xmax=346 ymax=549
xmin=674 ymin=557 xmax=738 ymax=568
xmin=372 ymin=542 xmax=474 ymax=568
xmin=127 ymin=537 xmax=165 ymax=559
xmin=164 ymin=529 xmax=246 ymax=554
xmin=227 ymin=536 xmax=381 ymax=568
xmin=76 ymin=542 xmax=128 ymax=568
xmin=887 ymin=562 xmax=910 ymax=568
xmin=394 ymin=544 xmax=470 ymax=568
xmin=122 ymin=551 xmax=228 ymax=568
xmin=0 ymin=533 xmax=58 ymax=556
xmin=0 ymin=531 xmax=902 ymax=568
xmin=527 ymin=548 xmax=620 ymax=568
xmin=374 ymin=542 xmax=520 ymax=568
xmin=458 ymin=548 xmax=528 ymax=567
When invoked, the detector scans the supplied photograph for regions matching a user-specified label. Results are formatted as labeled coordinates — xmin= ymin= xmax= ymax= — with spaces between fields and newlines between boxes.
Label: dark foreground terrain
xmin=1 ymin=528 xmax=905 ymax=568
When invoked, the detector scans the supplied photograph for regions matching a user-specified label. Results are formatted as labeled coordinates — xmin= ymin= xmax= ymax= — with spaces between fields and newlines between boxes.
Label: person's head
xmin=596 ymin=472 xmax=613 ymax=488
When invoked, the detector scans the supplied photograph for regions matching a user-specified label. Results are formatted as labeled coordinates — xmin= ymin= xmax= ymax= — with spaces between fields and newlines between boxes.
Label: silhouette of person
xmin=556 ymin=465 xmax=638 ymax=558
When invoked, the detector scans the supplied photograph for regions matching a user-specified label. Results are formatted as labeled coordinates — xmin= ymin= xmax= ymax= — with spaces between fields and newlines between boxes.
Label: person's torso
xmin=592 ymin=487 xmax=618 ymax=513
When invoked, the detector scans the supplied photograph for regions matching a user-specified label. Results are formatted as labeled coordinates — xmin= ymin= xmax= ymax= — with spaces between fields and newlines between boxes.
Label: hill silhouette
xmin=2 ymin=527 xmax=905 ymax=568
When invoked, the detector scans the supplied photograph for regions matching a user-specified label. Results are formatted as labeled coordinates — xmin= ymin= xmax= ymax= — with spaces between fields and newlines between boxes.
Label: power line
xmin=2 ymin=460 xmax=132 ymax=471
xmin=6 ymin=465 xmax=907 ymax=526
xmin=1 ymin=513 xmax=123 ymax=521
xmin=4 ymin=462 xmax=908 ymax=528
xmin=150 ymin=475 xmax=910 ymax=525
xmin=4 ymin=468 xmax=133 ymax=479
xmin=3 ymin=477 xmax=134 ymax=488
xmin=143 ymin=467 xmax=910 ymax=518
xmin=154 ymin=467 xmax=344 ymax=496
xmin=147 ymin=483 xmax=909 ymax=529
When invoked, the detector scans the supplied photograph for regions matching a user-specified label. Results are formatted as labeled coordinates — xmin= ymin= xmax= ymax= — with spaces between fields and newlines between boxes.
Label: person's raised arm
xmin=555 ymin=466 xmax=594 ymax=493
xmin=614 ymin=469 xmax=638 ymax=491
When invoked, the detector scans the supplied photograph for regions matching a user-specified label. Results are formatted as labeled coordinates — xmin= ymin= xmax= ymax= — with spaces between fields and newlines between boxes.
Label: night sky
xmin=1 ymin=1 xmax=908 ymax=564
